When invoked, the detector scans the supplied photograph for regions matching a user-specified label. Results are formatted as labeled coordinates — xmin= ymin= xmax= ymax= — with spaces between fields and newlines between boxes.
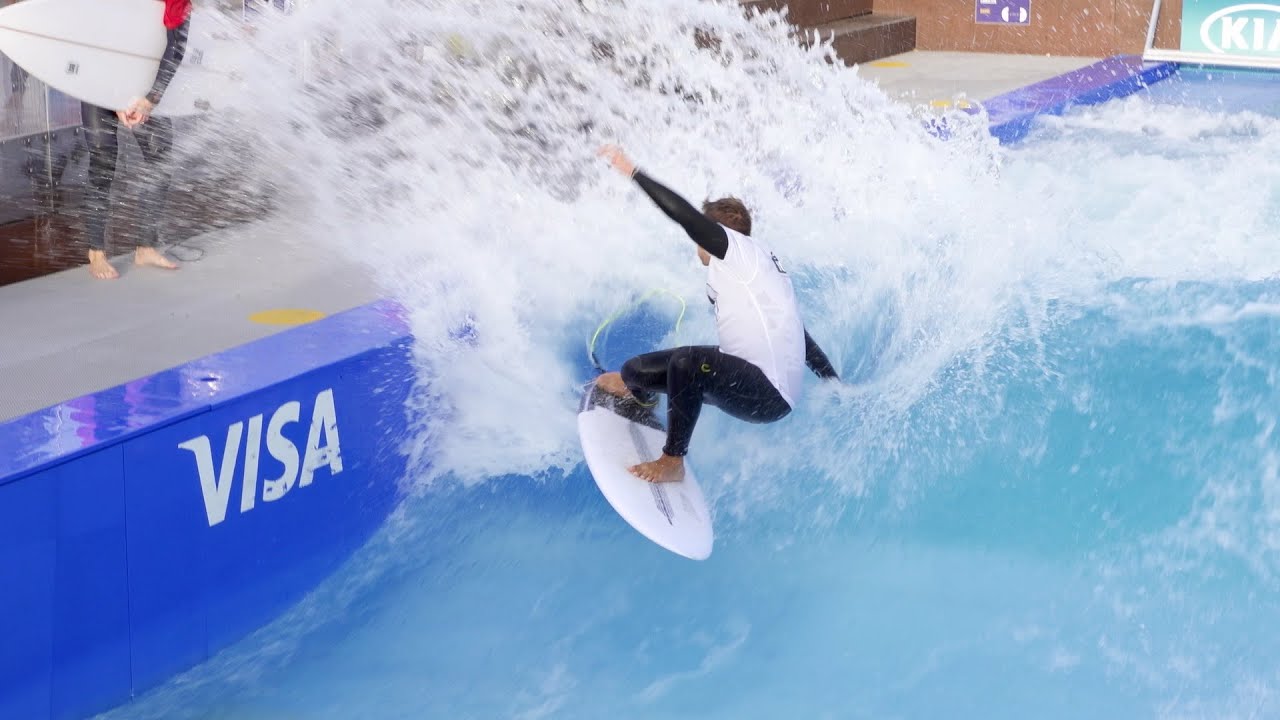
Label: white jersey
xmin=705 ymin=226 xmax=807 ymax=408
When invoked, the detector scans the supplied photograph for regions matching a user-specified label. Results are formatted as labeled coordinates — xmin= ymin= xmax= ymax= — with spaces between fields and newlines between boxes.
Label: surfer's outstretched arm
xmin=598 ymin=144 xmax=729 ymax=260
xmin=631 ymin=171 xmax=729 ymax=260
xmin=147 ymin=17 xmax=190 ymax=106
xmin=804 ymin=330 xmax=839 ymax=380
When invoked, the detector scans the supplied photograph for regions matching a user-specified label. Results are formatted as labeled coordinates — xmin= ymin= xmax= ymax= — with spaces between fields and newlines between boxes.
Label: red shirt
xmin=163 ymin=0 xmax=191 ymax=29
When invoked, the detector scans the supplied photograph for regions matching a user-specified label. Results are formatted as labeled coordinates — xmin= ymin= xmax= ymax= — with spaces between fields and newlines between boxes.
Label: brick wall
xmin=873 ymin=0 xmax=1182 ymax=56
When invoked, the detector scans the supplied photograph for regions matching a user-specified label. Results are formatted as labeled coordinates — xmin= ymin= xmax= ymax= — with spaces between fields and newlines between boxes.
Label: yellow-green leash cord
xmin=587 ymin=289 xmax=687 ymax=374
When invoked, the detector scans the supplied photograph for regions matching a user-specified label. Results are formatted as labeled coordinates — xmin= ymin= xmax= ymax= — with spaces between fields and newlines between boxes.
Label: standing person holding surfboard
xmin=83 ymin=0 xmax=189 ymax=280
xmin=595 ymin=143 xmax=840 ymax=484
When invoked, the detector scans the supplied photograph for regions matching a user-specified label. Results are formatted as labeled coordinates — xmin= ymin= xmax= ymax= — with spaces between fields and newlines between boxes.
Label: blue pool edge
xmin=0 ymin=300 xmax=419 ymax=720
xmin=980 ymin=54 xmax=1179 ymax=145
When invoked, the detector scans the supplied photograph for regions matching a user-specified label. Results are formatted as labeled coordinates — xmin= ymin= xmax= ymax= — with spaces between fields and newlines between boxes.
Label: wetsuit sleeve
xmin=146 ymin=18 xmax=190 ymax=106
xmin=632 ymin=170 xmax=729 ymax=260
xmin=804 ymin=329 xmax=839 ymax=380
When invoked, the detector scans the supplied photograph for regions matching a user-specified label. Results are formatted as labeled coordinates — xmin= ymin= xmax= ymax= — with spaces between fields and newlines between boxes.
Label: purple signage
xmin=975 ymin=0 xmax=1030 ymax=25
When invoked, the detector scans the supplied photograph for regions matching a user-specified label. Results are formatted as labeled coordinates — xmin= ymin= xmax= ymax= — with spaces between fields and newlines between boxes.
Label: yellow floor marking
xmin=249 ymin=309 xmax=327 ymax=326
xmin=869 ymin=60 xmax=909 ymax=68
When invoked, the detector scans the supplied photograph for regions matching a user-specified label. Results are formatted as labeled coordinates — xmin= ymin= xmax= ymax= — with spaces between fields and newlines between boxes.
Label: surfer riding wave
xmin=595 ymin=144 xmax=839 ymax=483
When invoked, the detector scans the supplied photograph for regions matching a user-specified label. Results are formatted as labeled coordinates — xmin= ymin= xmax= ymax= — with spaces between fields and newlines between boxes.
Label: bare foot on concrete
xmin=135 ymin=246 xmax=178 ymax=271
xmin=88 ymin=249 xmax=119 ymax=280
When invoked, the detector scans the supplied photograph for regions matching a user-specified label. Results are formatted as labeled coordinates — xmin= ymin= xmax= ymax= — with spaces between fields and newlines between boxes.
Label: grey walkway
xmin=857 ymin=50 xmax=1101 ymax=106
xmin=0 ymin=217 xmax=379 ymax=423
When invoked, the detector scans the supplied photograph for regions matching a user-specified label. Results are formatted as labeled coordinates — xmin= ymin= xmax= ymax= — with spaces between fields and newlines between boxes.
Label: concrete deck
xmin=0 ymin=52 xmax=1100 ymax=424
xmin=858 ymin=50 xmax=1101 ymax=106
xmin=0 ymin=217 xmax=379 ymax=422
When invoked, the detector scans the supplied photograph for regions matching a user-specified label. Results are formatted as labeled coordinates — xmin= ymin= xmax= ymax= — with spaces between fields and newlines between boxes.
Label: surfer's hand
xmin=597 ymin=144 xmax=636 ymax=178
xmin=119 ymin=97 xmax=154 ymax=128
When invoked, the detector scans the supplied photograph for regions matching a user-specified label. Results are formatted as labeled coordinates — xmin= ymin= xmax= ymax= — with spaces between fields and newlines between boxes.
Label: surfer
xmin=595 ymin=144 xmax=839 ymax=483
xmin=84 ymin=0 xmax=190 ymax=280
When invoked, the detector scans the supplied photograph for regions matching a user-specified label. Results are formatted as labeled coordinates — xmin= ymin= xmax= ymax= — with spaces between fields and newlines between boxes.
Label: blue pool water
xmin=94 ymin=3 xmax=1280 ymax=717
xmin=1139 ymin=66 xmax=1280 ymax=115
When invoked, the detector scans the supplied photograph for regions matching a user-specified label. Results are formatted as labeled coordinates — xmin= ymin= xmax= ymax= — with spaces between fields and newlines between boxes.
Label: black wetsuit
xmin=620 ymin=170 xmax=839 ymax=458
xmin=82 ymin=18 xmax=188 ymax=251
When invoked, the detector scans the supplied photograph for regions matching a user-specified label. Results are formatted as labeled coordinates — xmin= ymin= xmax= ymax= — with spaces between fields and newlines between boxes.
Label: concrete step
xmin=805 ymin=13 xmax=916 ymax=66
xmin=739 ymin=0 xmax=872 ymax=27
xmin=786 ymin=0 xmax=872 ymax=27
xmin=739 ymin=0 xmax=789 ymax=17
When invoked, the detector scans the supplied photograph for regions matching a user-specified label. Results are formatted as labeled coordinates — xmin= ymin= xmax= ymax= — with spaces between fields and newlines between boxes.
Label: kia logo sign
xmin=1200 ymin=3 xmax=1280 ymax=53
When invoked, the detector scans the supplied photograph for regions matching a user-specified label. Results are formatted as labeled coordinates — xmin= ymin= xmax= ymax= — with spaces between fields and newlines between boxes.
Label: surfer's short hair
xmin=702 ymin=197 xmax=752 ymax=236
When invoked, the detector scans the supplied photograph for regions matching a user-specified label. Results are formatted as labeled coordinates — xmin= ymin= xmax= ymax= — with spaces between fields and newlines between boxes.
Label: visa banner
xmin=1181 ymin=1 xmax=1280 ymax=57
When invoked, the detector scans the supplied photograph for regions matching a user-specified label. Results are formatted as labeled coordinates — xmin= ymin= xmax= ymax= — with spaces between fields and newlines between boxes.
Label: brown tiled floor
xmin=0 ymin=213 xmax=86 ymax=286
xmin=0 ymin=176 xmax=270 ymax=287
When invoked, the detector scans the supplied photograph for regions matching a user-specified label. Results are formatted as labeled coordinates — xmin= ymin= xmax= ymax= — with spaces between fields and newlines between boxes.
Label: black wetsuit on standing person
xmin=618 ymin=170 xmax=839 ymax=459
xmin=82 ymin=16 xmax=188 ymax=251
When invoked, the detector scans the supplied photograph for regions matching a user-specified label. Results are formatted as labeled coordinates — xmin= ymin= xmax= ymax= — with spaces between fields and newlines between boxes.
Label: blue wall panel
xmin=197 ymin=365 xmax=387 ymax=654
xmin=198 ymin=344 xmax=412 ymax=655
xmin=0 ymin=301 xmax=415 ymax=718
xmin=331 ymin=344 xmax=414 ymax=561
xmin=51 ymin=448 xmax=130 ymax=720
xmin=122 ymin=409 xmax=213 ymax=694
xmin=0 ymin=473 xmax=56 ymax=720
xmin=120 ymin=340 xmax=415 ymax=693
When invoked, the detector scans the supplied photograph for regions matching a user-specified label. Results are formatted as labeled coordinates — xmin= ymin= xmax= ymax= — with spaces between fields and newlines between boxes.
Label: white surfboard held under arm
xmin=0 ymin=0 xmax=248 ymax=116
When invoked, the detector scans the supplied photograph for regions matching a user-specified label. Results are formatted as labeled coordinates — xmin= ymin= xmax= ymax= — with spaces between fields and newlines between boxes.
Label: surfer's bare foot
xmin=630 ymin=454 xmax=685 ymax=483
xmin=597 ymin=372 xmax=632 ymax=398
xmin=88 ymin=250 xmax=119 ymax=280
xmin=135 ymin=247 xmax=178 ymax=271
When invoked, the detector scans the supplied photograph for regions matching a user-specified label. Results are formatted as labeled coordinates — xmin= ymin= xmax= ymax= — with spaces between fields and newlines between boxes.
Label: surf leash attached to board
xmin=587 ymin=288 xmax=686 ymax=374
